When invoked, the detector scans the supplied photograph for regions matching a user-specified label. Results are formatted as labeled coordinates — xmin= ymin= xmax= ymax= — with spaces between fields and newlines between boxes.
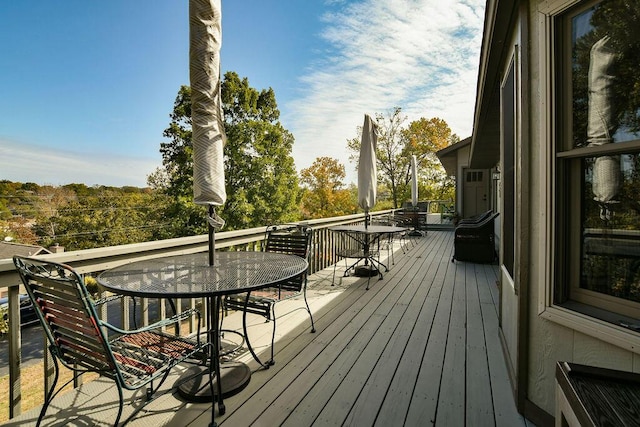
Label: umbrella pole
xmin=208 ymin=205 xmax=215 ymax=266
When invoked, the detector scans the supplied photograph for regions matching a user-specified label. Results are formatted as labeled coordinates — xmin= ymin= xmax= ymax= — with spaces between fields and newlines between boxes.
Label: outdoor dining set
xmin=11 ymin=217 xmax=420 ymax=427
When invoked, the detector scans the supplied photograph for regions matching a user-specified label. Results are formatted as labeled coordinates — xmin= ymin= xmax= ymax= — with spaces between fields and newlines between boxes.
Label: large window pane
xmin=571 ymin=2 xmax=640 ymax=149
xmin=556 ymin=0 xmax=640 ymax=324
xmin=582 ymin=153 xmax=640 ymax=303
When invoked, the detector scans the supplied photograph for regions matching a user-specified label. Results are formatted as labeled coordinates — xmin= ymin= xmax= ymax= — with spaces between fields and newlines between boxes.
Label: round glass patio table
xmin=97 ymin=251 xmax=308 ymax=418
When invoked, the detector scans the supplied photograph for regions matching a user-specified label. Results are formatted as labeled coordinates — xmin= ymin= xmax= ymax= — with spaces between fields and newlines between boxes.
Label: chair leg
xmin=268 ymin=304 xmax=277 ymax=366
xmin=303 ymin=289 xmax=316 ymax=334
xmin=242 ymin=296 xmax=268 ymax=369
xmin=114 ymin=383 xmax=124 ymax=426
xmin=332 ymin=259 xmax=338 ymax=286
xmin=37 ymin=356 xmax=60 ymax=427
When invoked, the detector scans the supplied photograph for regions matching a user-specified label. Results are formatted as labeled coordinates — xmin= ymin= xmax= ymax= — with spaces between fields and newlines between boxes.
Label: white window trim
xmin=536 ymin=0 xmax=640 ymax=354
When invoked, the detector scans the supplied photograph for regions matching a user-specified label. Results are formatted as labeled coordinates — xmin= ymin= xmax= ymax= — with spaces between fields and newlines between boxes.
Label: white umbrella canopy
xmin=358 ymin=114 xmax=378 ymax=227
xmin=587 ymin=36 xmax=620 ymax=221
xmin=411 ymin=155 xmax=418 ymax=208
xmin=190 ymin=0 xmax=226 ymax=263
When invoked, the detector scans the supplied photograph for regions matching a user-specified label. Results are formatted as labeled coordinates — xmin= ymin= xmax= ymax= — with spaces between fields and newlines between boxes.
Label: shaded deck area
xmin=3 ymin=230 xmax=532 ymax=426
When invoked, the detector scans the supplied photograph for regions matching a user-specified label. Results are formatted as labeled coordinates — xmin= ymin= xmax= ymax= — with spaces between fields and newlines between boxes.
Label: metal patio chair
xmin=13 ymin=256 xmax=211 ymax=427
xmin=371 ymin=219 xmax=398 ymax=266
xmin=224 ymin=224 xmax=316 ymax=368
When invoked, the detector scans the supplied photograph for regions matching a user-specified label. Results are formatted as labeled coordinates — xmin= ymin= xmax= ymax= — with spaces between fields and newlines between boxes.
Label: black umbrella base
xmin=408 ymin=230 xmax=423 ymax=237
xmin=354 ymin=265 xmax=379 ymax=277
xmin=177 ymin=361 xmax=251 ymax=402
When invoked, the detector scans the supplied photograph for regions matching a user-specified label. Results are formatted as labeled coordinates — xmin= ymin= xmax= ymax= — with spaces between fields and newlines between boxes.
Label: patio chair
xmin=224 ymin=224 xmax=316 ymax=367
xmin=13 ymin=256 xmax=210 ymax=427
xmin=391 ymin=212 xmax=415 ymax=251
xmin=371 ymin=219 xmax=398 ymax=266
xmin=451 ymin=212 xmax=500 ymax=263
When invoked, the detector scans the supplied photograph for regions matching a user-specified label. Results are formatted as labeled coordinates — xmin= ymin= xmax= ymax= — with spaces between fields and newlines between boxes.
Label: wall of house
xmin=499 ymin=15 xmax=523 ymax=407
xmin=518 ymin=0 xmax=640 ymax=418
xmin=454 ymin=145 xmax=470 ymax=218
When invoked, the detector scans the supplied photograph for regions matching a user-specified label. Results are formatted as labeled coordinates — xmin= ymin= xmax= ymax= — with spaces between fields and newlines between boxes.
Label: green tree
xmin=300 ymin=157 xmax=357 ymax=219
xmin=348 ymin=109 xmax=457 ymax=208
xmin=347 ymin=108 xmax=407 ymax=209
xmin=42 ymin=189 xmax=165 ymax=250
xmin=572 ymin=1 xmax=640 ymax=147
xmin=154 ymin=72 xmax=300 ymax=235
xmin=30 ymin=185 xmax=76 ymax=243
xmin=402 ymin=117 xmax=457 ymax=203
xmin=221 ymin=72 xmax=300 ymax=228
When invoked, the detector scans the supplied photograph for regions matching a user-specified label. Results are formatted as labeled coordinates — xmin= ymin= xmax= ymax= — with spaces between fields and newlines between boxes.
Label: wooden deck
xmin=3 ymin=230 xmax=532 ymax=427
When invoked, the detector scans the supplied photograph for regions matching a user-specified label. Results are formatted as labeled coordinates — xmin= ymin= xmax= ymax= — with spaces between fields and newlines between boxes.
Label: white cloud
xmin=287 ymin=0 xmax=484 ymax=184
xmin=1 ymin=138 xmax=161 ymax=187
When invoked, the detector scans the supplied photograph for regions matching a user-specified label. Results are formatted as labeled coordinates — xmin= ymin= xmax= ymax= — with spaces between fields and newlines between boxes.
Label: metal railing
xmin=0 ymin=210 xmax=394 ymax=420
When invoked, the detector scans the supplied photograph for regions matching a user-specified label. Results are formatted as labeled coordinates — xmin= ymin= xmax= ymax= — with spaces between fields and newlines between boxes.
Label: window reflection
xmin=582 ymin=154 xmax=640 ymax=302
xmin=572 ymin=1 xmax=640 ymax=148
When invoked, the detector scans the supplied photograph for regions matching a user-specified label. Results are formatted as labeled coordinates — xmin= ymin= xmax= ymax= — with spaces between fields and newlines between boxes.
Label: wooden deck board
xmin=242 ymin=235 xmax=422 ymax=426
xmin=339 ymin=237 xmax=441 ymax=426
xmin=405 ymin=236 xmax=458 ymax=426
xmin=369 ymin=233 xmax=450 ymax=427
xmin=466 ymin=262 xmax=496 ymax=426
xmin=2 ymin=231 xmax=532 ymax=427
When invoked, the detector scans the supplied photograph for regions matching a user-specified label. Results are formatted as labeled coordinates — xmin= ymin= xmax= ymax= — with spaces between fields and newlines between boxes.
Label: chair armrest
xmin=100 ymin=308 xmax=201 ymax=337
xmin=93 ymin=293 xmax=124 ymax=307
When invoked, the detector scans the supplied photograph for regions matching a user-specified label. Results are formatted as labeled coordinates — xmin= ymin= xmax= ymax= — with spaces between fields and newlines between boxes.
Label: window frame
xmin=538 ymin=0 xmax=640 ymax=350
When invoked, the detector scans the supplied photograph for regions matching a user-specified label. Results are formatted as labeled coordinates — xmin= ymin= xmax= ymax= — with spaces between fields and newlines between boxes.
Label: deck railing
xmin=0 ymin=210 xmax=394 ymax=420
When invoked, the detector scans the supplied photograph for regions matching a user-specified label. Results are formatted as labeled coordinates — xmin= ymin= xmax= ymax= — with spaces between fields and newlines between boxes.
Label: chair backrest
xmin=265 ymin=224 xmax=312 ymax=257
xmin=458 ymin=210 xmax=494 ymax=225
xmin=13 ymin=256 xmax=118 ymax=377
xmin=264 ymin=224 xmax=312 ymax=292
xmin=455 ymin=212 xmax=500 ymax=237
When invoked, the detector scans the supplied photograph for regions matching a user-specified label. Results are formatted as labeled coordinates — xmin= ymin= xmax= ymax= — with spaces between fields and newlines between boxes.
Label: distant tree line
xmin=0 ymin=72 xmax=455 ymax=251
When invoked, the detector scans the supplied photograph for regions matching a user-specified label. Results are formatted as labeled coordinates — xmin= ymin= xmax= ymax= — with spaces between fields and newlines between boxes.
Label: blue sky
xmin=0 ymin=0 xmax=485 ymax=187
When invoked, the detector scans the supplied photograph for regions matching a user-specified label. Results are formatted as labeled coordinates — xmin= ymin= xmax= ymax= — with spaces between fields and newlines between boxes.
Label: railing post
xmin=8 ymin=286 xmax=21 ymax=418
xmin=120 ymin=296 xmax=130 ymax=330
xmin=159 ymin=298 xmax=166 ymax=332
xmin=141 ymin=297 xmax=150 ymax=327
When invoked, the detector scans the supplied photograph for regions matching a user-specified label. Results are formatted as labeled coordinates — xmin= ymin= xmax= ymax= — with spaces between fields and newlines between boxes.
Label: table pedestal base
xmin=354 ymin=265 xmax=379 ymax=277
xmin=177 ymin=362 xmax=251 ymax=402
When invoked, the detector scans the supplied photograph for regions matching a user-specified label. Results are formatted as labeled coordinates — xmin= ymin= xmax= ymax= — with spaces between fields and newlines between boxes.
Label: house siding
xmin=471 ymin=0 xmax=640 ymax=421
xmin=520 ymin=0 xmax=640 ymax=419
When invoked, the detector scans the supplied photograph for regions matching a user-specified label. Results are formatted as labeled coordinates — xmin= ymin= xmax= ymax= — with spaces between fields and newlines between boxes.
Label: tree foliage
xmin=39 ymin=189 xmax=166 ymax=250
xmin=0 ymin=182 xmax=168 ymax=250
xmin=154 ymin=72 xmax=300 ymax=234
xmin=221 ymin=73 xmax=300 ymax=228
xmin=572 ymin=0 xmax=640 ymax=147
xmin=402 ymin=117 xmax=457 ymax=203
xmin=300 ymin=157 xmax=357 ymax=219
xmin=348 ymin=108 xmax=457 ymax=209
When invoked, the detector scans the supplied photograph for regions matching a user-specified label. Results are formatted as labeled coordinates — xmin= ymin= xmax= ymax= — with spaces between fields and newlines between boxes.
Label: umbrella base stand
xmin=177 ymin=361 xmax=251 ymax=402
xmin=354 ymin=265 xmax=379 ymax=277
xmin=409 ymin=229 xmax=423 ymax=237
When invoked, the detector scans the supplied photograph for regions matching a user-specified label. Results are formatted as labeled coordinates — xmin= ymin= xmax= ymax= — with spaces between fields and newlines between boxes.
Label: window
xmin=466 ymin=171 xmax=484 ymax=182
xmin=503 ymin=56 xmax=516 ymax=279
xmin=555 ymin=0 xmax=640 ymax=328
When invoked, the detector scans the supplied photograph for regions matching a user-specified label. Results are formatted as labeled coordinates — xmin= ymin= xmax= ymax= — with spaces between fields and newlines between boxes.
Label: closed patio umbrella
xmin=411 ymin=155 xmax=418 ymax=208
xmin=409 ymin=154 xmax=422 ymax=236
xmin=190 ymin=0 xmax=226 ymax=265
xmin=587 ymin=36 xmax=620 ymax=221
xmin=358 ymin=114 xmax=378 ymax=228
